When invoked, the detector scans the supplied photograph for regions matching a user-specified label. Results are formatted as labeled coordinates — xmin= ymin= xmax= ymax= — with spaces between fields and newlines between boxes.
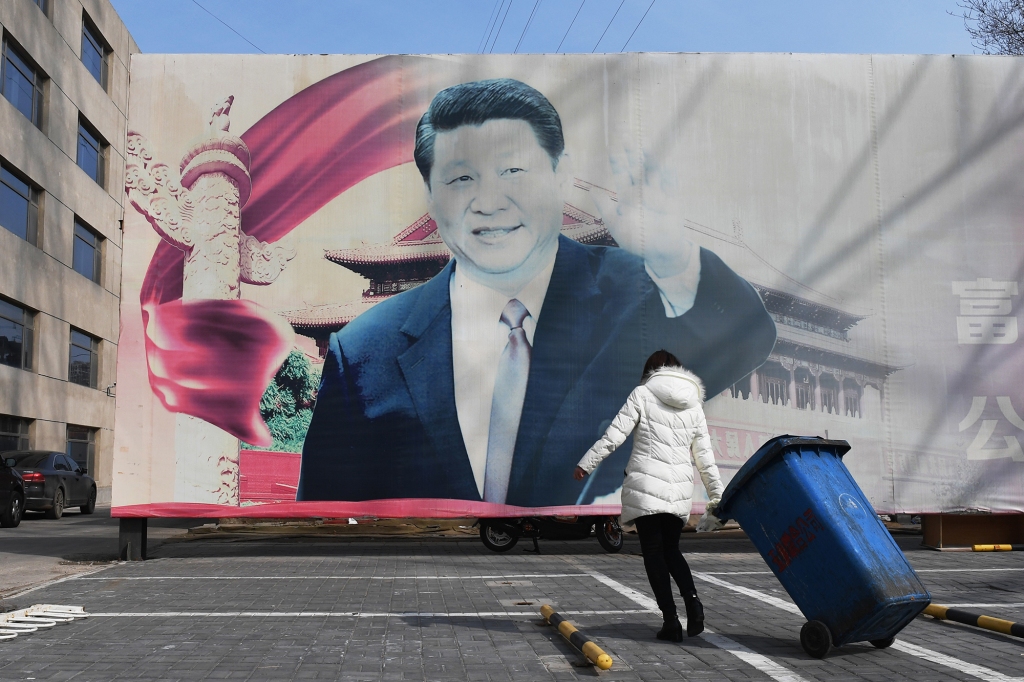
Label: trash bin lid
xmin=716 ymin=435 xmax=851 ymax=521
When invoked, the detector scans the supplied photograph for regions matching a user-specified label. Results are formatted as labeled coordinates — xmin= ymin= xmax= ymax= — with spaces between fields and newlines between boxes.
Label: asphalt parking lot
xmin=2 ymin=520 xmax=1023 ymax=682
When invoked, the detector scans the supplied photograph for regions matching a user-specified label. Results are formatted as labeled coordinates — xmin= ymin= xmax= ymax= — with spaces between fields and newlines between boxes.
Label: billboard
xmin=113 ymin=53 xmax=1024 ymax=517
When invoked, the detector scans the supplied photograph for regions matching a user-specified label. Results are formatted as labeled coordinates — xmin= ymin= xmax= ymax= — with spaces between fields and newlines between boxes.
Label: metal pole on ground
xmin=540 ymin=605 xmax=613 ymax=670
xmin=924 ymin=604 xmax=1024 ymax=638
xmin=118 ymin=518 xmax=147 ymax=560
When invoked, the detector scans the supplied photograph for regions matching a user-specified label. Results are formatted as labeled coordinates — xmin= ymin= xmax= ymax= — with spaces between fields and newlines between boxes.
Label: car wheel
xmin=45 ymin=488 xmax=65 ymax=520
xmin=0 ymin=493 xmax=23 ymax=528
xmin=80 ymin=487 xmax=97 ymax=515
xmin=479 ymin=520 xmax=520 ymax=552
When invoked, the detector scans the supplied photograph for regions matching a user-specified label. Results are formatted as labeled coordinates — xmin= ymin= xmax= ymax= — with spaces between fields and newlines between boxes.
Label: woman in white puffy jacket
xmin=574 ymin=350 xmax=724 ymax=642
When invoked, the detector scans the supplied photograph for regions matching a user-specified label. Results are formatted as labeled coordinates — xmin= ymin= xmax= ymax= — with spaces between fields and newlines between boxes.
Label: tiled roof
xmin=281 ymin=298 xmax=383 ymax=328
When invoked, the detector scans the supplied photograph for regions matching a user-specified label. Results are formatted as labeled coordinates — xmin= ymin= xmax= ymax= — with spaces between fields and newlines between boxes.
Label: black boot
xmin=684 ymin=596 xmax=705 ymax=637
xmin=656 ymin=616 xmax=684 ymax=642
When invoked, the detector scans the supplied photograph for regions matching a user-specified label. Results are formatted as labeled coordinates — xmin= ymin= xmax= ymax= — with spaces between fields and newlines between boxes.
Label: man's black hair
xmin=414 ymin=78 xmax=565 ymax=186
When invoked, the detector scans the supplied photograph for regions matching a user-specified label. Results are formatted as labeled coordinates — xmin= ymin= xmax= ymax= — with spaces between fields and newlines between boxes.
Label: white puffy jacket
xmin=577 ymin=366 xmax=724 ymax=526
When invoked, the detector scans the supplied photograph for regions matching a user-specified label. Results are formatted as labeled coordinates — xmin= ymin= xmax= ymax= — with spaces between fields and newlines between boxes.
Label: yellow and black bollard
xmin=925 ymin=604 xmax=1024 ymax=639
xmin=540 ymin=605 xmax=614 ymax=670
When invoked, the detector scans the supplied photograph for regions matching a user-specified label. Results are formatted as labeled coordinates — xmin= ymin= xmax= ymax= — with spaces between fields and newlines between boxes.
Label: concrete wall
xmin=0 ymin=0 xmax=136 ymax=504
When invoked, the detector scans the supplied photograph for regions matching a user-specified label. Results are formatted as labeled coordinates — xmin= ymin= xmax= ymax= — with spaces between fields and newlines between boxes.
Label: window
xmin=0 ymin=298 xmax=33 ymax=371
xmin=73 ymin=219 xmax=102 ymax=283
xmin=66 ymin=425 xmax=95 ymax=472
xmin=2 ymin=37 xmax=45 ymax=128
xmin=81 ymin=16 xmax=108 ymax=89
xmin=795 ymin=369 xmax=814 ymax=410
xmin=77 ymin=119 xmax=106 ymax=186
xmin=0 ymin=163 xmax=40 ymax=245
xmin=756 ymin=363 xmax=789 ymax=406
xmin=69 ymin=329 xmax=98 ymax=388
xmin=33 ymin=0 xmax=50 ymax=17
xmin=0 ymin=415 xmax=30 ymax=453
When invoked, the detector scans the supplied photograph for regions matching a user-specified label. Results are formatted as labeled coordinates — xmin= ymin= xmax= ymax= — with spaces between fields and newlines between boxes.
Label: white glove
xmin=696 ymin=508 xmax=726 ymax=533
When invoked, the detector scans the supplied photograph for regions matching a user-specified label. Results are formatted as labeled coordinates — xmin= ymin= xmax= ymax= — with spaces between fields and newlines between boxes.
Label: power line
xmin=514 ymin=0 xmax=543 ymax=54
xmin=556 ymin=0 xmax=587 ymax=53
xmin=592 ymin=0 xmax=626 ymax=53
xmin=189 ymin=0 xmax=265 ymax=54
xmin=489 ymin=0 xmax=515 ymax=53
xmin=621 ymin=0 xmax=656 ymax=52
xmin=484 ymin=0 xmax=509 ymax=53
xmin=478 ymin=0 xmax=504 ymax=53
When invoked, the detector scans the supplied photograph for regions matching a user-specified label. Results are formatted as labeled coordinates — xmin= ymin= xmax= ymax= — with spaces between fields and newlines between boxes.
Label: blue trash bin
xmin=715 ymin=435 xmax=930 ymax=658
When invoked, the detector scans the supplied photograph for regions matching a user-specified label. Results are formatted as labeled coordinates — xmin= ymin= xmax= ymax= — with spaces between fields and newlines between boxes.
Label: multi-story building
xmin=0 ymin=0 xmax=136 ymax=504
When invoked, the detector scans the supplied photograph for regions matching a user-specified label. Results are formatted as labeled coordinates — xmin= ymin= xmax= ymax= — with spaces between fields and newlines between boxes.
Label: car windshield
xmin=9 ymin=452 xmax=51 ymax=468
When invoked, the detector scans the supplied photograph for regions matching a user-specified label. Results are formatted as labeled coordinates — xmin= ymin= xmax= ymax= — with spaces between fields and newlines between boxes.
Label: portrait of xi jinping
xmin=297 ymin=77 xmax=776 ymax=506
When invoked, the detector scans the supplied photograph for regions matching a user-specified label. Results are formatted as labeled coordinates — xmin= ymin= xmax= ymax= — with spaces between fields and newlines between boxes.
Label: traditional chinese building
xmin=731 ymin=284 xmax=896 ymax=419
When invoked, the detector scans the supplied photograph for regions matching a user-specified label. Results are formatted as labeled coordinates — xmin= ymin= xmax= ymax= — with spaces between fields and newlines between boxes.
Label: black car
xmin=1 ymin=455 xmax=25 ymax=527
xmin=6 ymin=451 xmax=96 ymax=519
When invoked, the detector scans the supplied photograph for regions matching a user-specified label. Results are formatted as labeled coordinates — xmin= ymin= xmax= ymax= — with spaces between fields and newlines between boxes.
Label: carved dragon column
xmin=126 ymin=96 xmax=295 ymax=505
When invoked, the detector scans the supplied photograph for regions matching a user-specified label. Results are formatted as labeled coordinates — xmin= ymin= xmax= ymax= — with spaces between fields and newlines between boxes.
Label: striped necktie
xmin=483 ymin=298 xmax=532 ymax=504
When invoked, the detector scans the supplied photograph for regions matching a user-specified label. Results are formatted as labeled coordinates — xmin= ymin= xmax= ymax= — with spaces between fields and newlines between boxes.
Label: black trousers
xmin=634 ymin=513 xmax=697 ymax=620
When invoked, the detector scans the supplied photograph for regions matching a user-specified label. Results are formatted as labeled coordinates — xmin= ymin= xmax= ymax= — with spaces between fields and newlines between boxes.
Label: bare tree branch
xmin=954 ymin=0 xmax=1024 ymax=55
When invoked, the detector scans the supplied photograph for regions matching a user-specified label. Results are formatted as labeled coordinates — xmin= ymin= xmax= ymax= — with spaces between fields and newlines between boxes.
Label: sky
xmin=110 ymin=0 xmax=978 ymax=56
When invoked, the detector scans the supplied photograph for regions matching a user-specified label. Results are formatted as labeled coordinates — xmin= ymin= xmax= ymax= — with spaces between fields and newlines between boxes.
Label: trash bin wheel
xmin=479 ymin=520 xmax=520 ymax=552
xmin=800 ymin=620 xmax=832 ymax=659
xmin=869 ymin=636 xmax=896 ymax=649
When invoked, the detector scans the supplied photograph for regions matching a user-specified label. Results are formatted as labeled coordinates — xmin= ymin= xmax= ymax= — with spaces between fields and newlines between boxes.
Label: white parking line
xmin=916 ymin=568 xmax=1024 ymax=573
xmin=891 ymin=640 xmax=1024 ymax=682
xmin=940 ymin=603 xmax=1024 ymax=608
xmin=693 ymin=572 xmax=1024 ymax=682
xmin=695 ymin=573 xmax=801 ymax=614
xmin=75 ymin=573 xmax=587 ymax=581
xmin=87 ymin=609 xmax=650 ymax=618
xmin=582 ymin=567 xmax=808 ymax=682
xmin=697 ymin=568 xmax=1024 ymax=575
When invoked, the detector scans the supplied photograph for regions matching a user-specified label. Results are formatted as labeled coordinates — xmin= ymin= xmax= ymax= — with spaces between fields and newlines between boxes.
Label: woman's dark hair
xmin=642 ymin=349 xmax=681 ymax=380
xmin=414 ymin=78 xmax=565 ymax=187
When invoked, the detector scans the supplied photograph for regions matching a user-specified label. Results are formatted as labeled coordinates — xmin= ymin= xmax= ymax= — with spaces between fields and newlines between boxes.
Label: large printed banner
xmin=113 ymin=54 xmax=1024 ymax=517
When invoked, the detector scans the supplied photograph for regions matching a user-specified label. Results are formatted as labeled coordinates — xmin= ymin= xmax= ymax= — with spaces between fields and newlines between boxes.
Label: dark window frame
xmin=0 ymin=297 xmax=34 ymax=372
xmin=0 ymin=415 xmax=31 ymax=453
xmin=66 ymin=424 xmax=95 ymax=473
xmin=31 ymin=0 xmax=50 ymax=18
xmin=1 ymin=34 xmax=45 ymax=129
xmin=77 ymin=118 xmax=106 ymax=187
xmin=68 ymin=328 xmax=99 ymax=389
xmin=0 ymin=161 xmax=41 ymax=246
xmin=80 ymin=14 xmax=109 ymax=90
xmin=72 ymin=218 xmax=102 ymax=284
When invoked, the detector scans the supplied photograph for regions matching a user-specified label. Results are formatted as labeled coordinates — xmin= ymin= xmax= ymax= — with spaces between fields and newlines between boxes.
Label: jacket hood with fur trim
xmin=643 ymin=366 xmax=705 ymax=410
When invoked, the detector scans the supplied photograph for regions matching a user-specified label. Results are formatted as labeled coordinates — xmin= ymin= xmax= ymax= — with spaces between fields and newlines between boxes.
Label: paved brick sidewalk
xmin=1 ymin=533 xmax=1021 ymax=681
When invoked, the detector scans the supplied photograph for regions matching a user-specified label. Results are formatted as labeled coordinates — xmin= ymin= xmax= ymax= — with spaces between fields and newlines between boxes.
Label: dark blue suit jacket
xmin=297 ymin=236 xmax=776 ymax=505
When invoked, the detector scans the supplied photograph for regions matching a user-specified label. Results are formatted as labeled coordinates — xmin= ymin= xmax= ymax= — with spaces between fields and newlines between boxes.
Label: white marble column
xmin=125 ymin=96 xmax=295 ymax=506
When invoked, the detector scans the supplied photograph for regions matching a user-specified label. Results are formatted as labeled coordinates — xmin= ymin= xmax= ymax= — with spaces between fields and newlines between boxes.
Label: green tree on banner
xmin=242 ymin=350 xmax=322 ymax=452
